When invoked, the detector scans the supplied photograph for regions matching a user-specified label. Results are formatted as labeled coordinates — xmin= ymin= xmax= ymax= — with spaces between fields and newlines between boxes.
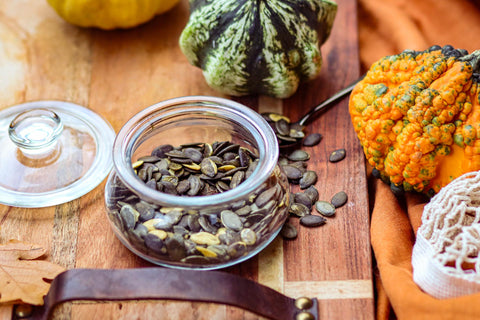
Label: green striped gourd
xmin=179 ymin=0 xmax=337 ymax=99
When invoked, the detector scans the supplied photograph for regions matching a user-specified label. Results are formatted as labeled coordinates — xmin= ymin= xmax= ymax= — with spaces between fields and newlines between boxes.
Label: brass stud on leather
xmin=14 ymin=304 xmax=33 ymax=318
xmin=294 ymin=296 xmax=313 ymax=310
xmin=295 ymin=311 xmax=315 ymax=320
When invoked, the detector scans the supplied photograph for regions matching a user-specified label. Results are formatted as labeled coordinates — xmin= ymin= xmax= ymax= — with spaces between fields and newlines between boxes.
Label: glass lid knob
xmin=9 ymin=109 xmax=64 ymax=151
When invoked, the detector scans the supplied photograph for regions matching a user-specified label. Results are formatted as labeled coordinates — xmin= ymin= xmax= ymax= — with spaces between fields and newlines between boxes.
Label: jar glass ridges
xmin=105 ymin=96 xmax=290 ymax=270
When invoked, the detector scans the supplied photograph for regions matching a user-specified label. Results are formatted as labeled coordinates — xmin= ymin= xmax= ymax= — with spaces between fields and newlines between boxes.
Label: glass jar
xmin=105 ymin=96 xmax=290 ymax=270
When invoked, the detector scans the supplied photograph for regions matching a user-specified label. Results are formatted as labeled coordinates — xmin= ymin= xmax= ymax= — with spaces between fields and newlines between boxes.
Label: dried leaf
xmin=0 ymin=239 xmax=65 ymax=305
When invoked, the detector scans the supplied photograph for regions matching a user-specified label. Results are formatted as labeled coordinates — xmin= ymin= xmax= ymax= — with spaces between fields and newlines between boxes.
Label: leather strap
xmin=19 ymin=268 xmax=318 ymax=320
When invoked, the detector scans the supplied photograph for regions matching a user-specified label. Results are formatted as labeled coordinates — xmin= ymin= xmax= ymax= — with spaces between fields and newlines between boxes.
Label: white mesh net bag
xmin=412 ymin=171 xmax=480 ymax=298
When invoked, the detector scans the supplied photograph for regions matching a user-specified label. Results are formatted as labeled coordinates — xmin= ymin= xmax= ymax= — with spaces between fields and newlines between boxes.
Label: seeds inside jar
xmin=107 ymin=141 xmax=289 ymax=266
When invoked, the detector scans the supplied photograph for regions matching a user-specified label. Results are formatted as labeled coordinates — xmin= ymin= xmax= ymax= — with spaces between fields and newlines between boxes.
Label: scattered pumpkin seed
xmin=304 ymin=186 xmax=319 ymax=204
xmin=299 ymin=170 xmax=317 ymax=189
xmin=315 ymin=201 xmax=336 ymax=217
xmin=294 ymin=192 xmax=313 ymax=209
xmin=300 ymin=215 xmax=326 ymax=227
xmin=289 ymin=202 xmax=310 ymax=217
xmin=282 ymin=165 xmax=303 ymax=180
xmin=331 ymin=191 xmax=348 ymax=208
xmin=303 ymin=133 xmax=323 ymax=146
xmin=329 ymin=148 xmax=346 ymax=162
xmin=276 ymin=119 xmax=291 ymax=136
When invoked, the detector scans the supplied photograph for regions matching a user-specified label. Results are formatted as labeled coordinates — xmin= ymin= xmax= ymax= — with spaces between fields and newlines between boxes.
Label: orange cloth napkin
xmin=357 ymin=0 xmax=480 ymax=319
xmin=358 ymin=0 xmax=480 ymax=71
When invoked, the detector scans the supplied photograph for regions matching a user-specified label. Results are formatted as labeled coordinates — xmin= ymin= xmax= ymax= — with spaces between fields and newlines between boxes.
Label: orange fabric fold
xmin=358 ymin=0 xmax=480 ymax=71
xmin=357 ymin=0 xmax=480 ymax=318
xmin=370 ymin=179 xmax=480 ymax=320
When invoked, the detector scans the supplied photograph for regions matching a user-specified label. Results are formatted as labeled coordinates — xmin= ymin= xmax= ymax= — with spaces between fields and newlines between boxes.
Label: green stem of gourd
xmin=460 ymin=50 xmax=480 ymax=72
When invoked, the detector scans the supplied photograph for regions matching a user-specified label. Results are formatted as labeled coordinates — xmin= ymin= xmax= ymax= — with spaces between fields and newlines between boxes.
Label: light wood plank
xmin=285 ymin=280 xmax=374 ymax=300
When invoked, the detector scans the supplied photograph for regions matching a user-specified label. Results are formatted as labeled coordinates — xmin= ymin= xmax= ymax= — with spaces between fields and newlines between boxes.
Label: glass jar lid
xmin=0 ymin=100 xmax=115 ymax=208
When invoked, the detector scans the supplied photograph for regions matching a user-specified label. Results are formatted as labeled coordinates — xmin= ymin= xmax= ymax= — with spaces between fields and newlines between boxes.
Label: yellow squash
xmin=47 ymin=0 xmax=180 ymax=29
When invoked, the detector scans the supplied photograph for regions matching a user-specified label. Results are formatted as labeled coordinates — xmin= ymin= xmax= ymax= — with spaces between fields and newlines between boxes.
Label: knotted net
xmin=412 ymin=171 xmax=480 ymax=298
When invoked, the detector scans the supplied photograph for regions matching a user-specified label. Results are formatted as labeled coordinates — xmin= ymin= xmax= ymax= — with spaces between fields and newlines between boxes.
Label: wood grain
xmin=0 ymin=0 xmax=373 ymax=319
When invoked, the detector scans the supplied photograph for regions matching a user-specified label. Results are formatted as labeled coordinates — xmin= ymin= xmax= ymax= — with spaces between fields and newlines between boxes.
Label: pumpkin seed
xmin=255 ymin=187 xmax=277 ymax=208
xmin=168 ymin=162 xmax=183 ymax=171
xmin=137 ymin=168 xmax=148 ymax=181
xmin=176 ymin=179 xmax=190 ymax=194
xmin=294 ymin=192 xmax=313 ymax=209
xmin=190 ymin=232 xmax=221 ymax=245
xmin=331 ymin=191 xmax=348 ymax=208
xmin=238 ymin=147 xmax=251 ymax=167
xmin=149 ymin=229 xmax=168 ymax=240
xmin=288 ymin=150 xmax=310 ymax=161
xmin=240 ymin=228 xmax=257 ymax=245
xmin=299 ymin=170 xmax=317 ymax=189
xmin=135 ymin=201 xmax=156 ymax=222
xmin=143 ymin=218 xmax=162 ymax=232
xmin=151 ymin=144 xmax=174 ymax=158
xmin=266 ymin=112 xmax=290 ymax=123
xmin=280 ymin=222 xmax=298 ymax=239
xmin=181 ymin=255 xmax=211 ymax=264
xmin=275 ymin=119 xmax=290 ymax=136
xmin=203 ymin=143 xmax=213 ymax=157
xmin=187 ymin=175 xmax=202 ymax=196
xmin=289 ymin=124 xmax=305 ymax=138
xmin=300 ymin=215 xmax=327 ymax=227
xmin=289 ymin=202 xmax=310 ymax=217
xmin=196 ymin=246 xmax=218 ymax=258
xmin=156 ymin=161 xmax=170 ymax=174
xmin=329 ymin=148 xmax=346 ymax=162
xmin=144 ymin=233 xmax=165 ymax=254
xmin=165 ymin=150 xmax=188 ymax=159
xmin=303 ymin=133 xmax=323 ymax=146
xmin=198 ymin=215 xmax=218 ymax=234
xmin=187 ymin=214 xmax=201 ymax=232
xmin=200 ymin=158 xmax=218 ymax=177
xmin=227 ymin=242 xmax=247 ymax=258
xmin=165 ymin=234 xmax=187 ymax=260
xmin=132 ymin=160 xmax=144 ymax=170
xmin=289 ymin=161 xmax=307 ymax=173
xmin=221 ymin=210 xmax=243 ymax=231
xmin=230 ymin=170 xmax=245 ymax=189
xmin=153 ymin=214 xmax=176 ymax=230
xmin=120 ymin=204 xmax=139 ymax=229
xmin=282 ymin=165 xmax=303 ymax=180
xmin=315 ymin=201 xmax=336 ymax=217
xmin=244 ymin=213 xmax=266 ymax=226
xmin=235 ymin=205 xmax=252 ymax=216
xmin=184 ymin=147 xmax=204 ymax=163
xmin=138 ymin=155 xmax=161 ymax=163
xmin=304 ymin=186 xmax=319 ymax=203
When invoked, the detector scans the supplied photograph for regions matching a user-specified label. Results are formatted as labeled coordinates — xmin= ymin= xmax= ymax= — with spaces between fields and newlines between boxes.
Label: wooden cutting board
xmin=0 ymin=0 xmax=373 ymax=319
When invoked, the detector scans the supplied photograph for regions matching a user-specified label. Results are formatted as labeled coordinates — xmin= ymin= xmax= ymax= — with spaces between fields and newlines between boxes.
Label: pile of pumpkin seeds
xmin=262 ymin=112 xmax=348 ymax=240
xmin=106 ymin=141 xmax=290 ymax=266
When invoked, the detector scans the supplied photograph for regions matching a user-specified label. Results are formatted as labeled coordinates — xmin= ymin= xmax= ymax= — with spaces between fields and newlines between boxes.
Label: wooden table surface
xmin=0 ymin=0 xmax=373 ymax=319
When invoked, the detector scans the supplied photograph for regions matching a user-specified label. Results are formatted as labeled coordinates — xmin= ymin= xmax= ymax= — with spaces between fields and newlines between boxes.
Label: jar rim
xmin=112 ymin=95 xmax=279 ymax=208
